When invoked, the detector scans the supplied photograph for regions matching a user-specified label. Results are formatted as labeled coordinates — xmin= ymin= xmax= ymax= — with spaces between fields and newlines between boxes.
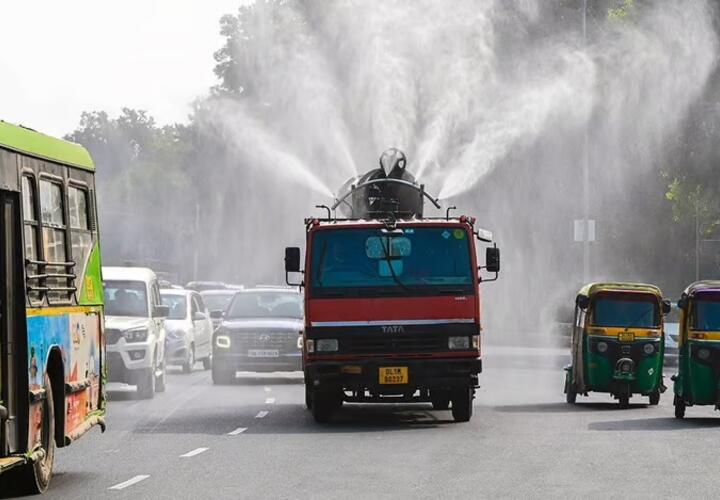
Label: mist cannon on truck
xmin=285 ymin=149 xmax=500 ymax=423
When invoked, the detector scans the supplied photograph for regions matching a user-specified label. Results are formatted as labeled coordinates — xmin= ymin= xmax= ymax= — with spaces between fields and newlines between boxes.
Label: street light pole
xmin=582 ymin=0 xmax=590 ymax=283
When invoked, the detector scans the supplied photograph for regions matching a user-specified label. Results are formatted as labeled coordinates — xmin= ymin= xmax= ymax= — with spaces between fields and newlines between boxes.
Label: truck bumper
xmin=306 ymin=357 xmax=482 ymax=393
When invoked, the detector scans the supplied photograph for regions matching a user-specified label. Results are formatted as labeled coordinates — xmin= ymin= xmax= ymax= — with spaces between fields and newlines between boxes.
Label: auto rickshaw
xmin=672 ymin=281 xmax=720 ymax=419
xmin=564 ymin=283 xmax=670 ymax=408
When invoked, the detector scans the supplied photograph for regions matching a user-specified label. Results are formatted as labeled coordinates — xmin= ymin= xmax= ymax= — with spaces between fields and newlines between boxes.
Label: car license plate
xmin=619 ymin=332 xmax=635 ymax=343
xmin=248 ymin=349 xmax=279 ymax=358
xmin=379 ymin=366 xmax=408 ymax=384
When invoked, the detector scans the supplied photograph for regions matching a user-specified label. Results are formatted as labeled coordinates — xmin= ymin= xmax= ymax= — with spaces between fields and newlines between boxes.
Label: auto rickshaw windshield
xmin=692 ymin=293 xmax=720 ymax=331
xmin=592 ymin=294 xmax=660 ymax=328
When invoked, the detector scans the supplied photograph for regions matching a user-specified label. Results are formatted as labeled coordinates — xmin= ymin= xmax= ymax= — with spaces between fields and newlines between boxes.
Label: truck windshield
xmin=592 ymin=295 xmax=659 ymax=328
xmin=693 ymin=297 xmax=720 ymax=331
xmin=226 ymin=292 xmax=303 ymax=319
xmin=310 ymin=227 xmax=474 ymax=298
xmin=104 ymin=280 xmax=149 ymax=317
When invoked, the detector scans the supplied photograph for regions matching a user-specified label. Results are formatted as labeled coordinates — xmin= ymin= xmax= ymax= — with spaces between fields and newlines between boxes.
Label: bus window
xmin=22 ymin=175 xmax=42 ymax=303
xmin=39 ymin=179 xmax=69 ymax=301
xmin=69 ymin=186 xmax=92 ymax=273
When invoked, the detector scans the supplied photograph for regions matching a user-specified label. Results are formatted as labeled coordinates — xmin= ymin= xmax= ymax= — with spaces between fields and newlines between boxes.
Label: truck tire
xmin=182 ymin=345 xmax=195 ymax=373
xmin=451 ymin=387 xmax=473 ymax=422
xmin=24 ymin=373 xmax=56 ymax=494
xmin=430 ymin=389 xmax=451 ymax=410
xmin=311 ymin=388 xmax=334 ymax=423
xmin=212 ymin=362 xmax=235 ymax=385
xmin=137 ymin=367 xmax=156 ymax=399
xmin=305 ymin=385 xmax=312 ymax=410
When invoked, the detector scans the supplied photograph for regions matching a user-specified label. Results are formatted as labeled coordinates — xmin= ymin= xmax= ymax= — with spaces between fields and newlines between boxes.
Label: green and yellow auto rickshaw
xmin=672 ymin=281 xmax=720 ymax=419
xmin=564 ymin=283 xmax=670 ymax=408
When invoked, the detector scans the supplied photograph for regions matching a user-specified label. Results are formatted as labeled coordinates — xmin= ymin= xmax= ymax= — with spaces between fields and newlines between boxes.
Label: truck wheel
xmin=451 ymin=387 xmax=474 ymax=422
xmin=311 ymin=388 xmax=334 ymax=423
xmin=137 ymin=367 xmax=156 ymax=399
xmin=202 ymin=356 xmax=212 ymax=370
xmin=182 ymin=345 xmax=195 ymax=374
xmin=23 ymin=373 xmax=56 ymax=494
xmin=674 ymin=397 xmax=686 ymax=419
xmin=305 ymin=385 xmax=312 ymax=411
xmin=430 ymin=389 xmax=451 ymax=410
xmin=648 ymin=390 xmax=660 ymax=406
xmin=155 ymin=361 xmax=167 ymax=393
xmin=212 ymin=362 xmax=234 ymax=385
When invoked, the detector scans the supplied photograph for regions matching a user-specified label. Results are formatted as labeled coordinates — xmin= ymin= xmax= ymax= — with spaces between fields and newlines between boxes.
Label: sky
xmin=0 ymin=0 xmax=250 ymax=137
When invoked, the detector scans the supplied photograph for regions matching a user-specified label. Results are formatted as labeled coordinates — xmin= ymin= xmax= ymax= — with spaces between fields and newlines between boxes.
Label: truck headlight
xmin=216 ymin=335 xmax=231 ymax=349
xmin=306 ymin=339 xmax=315 ymax=353
xmin=472 ymin=335 xmax=480 ymax=350
xmin=316 ymin=339 xmax=338 ymax=352
xmin=448 ymin=336 xmax=470 ymax=350
xmin=124 ymin=329 xmax=148 ymax=343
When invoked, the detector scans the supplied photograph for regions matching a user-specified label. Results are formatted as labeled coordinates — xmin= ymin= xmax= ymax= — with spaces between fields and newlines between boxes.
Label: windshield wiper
xmin=380 ymin=237 xmax=412 ymax=295
xmin=622 ymin=308 xmax=655 ymax=330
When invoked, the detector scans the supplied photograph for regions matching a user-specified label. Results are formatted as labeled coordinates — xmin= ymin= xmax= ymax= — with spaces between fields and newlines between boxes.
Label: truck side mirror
xmin=285 ymin=247 xmax=301 ymax=273
xmin=284 ymin=247 xmax=304 ymax=287
xmin=210 ymin=309 xmax=224 ymax=320
xmin=661 ymin=299 xmax=672 ymax=315
xmin=486 ymin=247 xmax=500 ymax=274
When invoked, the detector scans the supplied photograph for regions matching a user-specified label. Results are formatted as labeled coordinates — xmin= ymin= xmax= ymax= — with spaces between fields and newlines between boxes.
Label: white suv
xmin=103 ymin=267 xmax=169 ymax=398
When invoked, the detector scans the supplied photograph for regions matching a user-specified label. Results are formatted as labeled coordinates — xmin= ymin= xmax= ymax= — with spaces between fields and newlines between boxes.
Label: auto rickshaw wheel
xmin=565 ymin=382 xmax=577 ymax=405
xmin=648 ymin=390 xmax=660 ymax=406
xmin=674 ymin=398 xmax=686 ymax=419
xmin=618 ymin=394 xmax=630 ymax=409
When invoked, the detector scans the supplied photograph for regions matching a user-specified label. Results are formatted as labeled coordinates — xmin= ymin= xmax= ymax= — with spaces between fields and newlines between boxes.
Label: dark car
xmin=664 ymin=305 xmax=680 ymax=366
xmin=211 ymin=288 xmax=303 ymax=384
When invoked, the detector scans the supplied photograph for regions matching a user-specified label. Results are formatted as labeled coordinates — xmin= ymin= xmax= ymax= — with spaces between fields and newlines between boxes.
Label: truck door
xmin=0 ymin=190 xmax=28 ymax=454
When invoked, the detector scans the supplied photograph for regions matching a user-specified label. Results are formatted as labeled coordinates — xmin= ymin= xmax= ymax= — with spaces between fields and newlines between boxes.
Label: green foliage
xmin=608 ymin=0 xmax=635 ymax=21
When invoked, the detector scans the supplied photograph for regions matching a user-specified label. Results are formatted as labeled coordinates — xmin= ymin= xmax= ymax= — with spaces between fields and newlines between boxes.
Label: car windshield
xmin=592 ymin=295 xmax=660 ymax=328
xmin=104 ymin=280 xmax=148 ymax=317
xmin=202 ymin=292 xmax=236 ymax=312
xmin=226 ymin=292 xmax=303 ymax=319
xmin=161 ymin=294 xmax=188 ymax=320
xmin=693 ymin=297 xmax=720 ymax=331
xmin=310 ymin=227 xmax=474 ymax=298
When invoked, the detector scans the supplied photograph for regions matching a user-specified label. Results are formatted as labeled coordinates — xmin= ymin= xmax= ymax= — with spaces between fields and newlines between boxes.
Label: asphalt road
xmin=5 ymin=345 xmax=720 ymax=499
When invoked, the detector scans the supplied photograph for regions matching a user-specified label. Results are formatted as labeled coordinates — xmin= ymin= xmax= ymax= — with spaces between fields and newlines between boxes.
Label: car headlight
xmin=596 ymin=341 xmax=608 ymax=353
xmin=698 ymin=348 xmax=711 ymax=360
xmin=306 ymin=339 xmax=315 ymax=353
xmin=124 ymin=328 xmax=148 ymax=343
xmin=472 ymin=335 xmax=480 ymax=350
xmin=643 ymin=343 xmax=656 ymax=355
xmin=448 ymin=336 xmax=470 ymax=350
xmin=216 ymin=335 xmax=231 ymax=349
xmin=316 ymin=339 xmax=338 ymax=352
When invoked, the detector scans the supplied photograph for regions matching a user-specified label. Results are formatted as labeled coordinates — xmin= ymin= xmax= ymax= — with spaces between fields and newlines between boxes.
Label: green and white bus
xmin=0 ymin=121 xmax=105 ymax=493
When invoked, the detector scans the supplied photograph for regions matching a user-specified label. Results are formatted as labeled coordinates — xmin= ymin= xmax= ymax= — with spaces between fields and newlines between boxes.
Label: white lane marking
xmin=265 ymin=397 xmax=276 ymax=404
xmin=180 ymin=447 xmax=209 ymax=458
xmin=228 ymin=427 xmax=247 ymax=436
xmin=108 ymin=475 xmax=150 ymax=490
xmin=255 ymin=410 xmax=269 ymax=418
xmin=264 ymin=386 xmax=272 ymax=392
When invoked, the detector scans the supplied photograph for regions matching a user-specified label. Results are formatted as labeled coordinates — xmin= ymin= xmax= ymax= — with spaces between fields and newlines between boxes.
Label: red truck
xmin=285 ymin=149 xmax=500 ymax=423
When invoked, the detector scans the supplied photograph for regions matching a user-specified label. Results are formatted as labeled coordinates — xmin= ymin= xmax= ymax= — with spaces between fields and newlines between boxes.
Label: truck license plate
xmin=379 ymin=366 xmax=408 ymax=384
xmin=248 ymin=349 xmax=279 ymax=358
